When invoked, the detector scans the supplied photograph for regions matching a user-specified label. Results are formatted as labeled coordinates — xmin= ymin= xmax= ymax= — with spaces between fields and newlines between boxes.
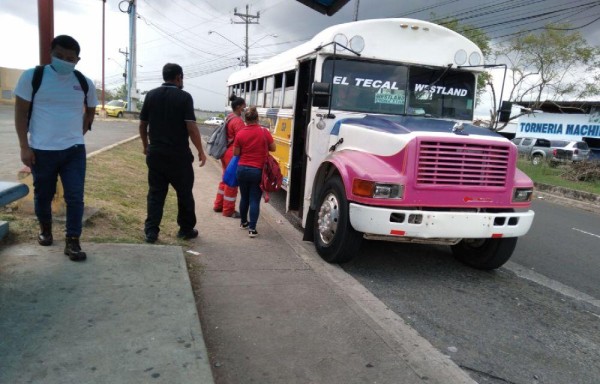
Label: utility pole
xmin=101 ymin=0 xmax=106 ymax=114
xmin=37 ymin=0 xmax=54 ymax=65
xmin=119 ymin=0 xmax=137 ymax=111
xmin=118 ymin=47 xmax=129 ymax=90
xmin=127 ymin=0 xmax=137 ymax=111
xmin=233 ymin=5 xmax=259 ymax=67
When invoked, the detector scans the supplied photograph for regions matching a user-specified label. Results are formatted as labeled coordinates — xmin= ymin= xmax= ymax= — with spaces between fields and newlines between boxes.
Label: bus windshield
xmin=322 ymin=59 xmax=476 ymax=120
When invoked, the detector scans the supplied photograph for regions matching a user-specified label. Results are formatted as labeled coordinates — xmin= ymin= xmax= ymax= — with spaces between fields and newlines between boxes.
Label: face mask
xmin=51 ymin=56 xmax=76 ymax=75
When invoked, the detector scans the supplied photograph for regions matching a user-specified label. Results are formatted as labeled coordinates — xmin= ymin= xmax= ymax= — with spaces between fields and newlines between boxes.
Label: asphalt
xmin=1 ymin=141 xmax=487 ymax=384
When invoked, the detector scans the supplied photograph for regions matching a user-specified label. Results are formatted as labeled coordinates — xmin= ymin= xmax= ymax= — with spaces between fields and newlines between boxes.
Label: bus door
xmin=288 ymin=59 xmax=316 ymax=220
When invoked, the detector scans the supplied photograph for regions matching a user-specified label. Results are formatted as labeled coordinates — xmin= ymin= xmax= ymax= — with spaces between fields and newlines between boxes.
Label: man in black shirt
xmin=138 ymin=63 xmax=206 ymax=243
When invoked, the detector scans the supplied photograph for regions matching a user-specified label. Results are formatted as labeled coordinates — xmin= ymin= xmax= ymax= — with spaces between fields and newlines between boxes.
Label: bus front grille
xmin=417 ymin=141 xmax=510 ymax=187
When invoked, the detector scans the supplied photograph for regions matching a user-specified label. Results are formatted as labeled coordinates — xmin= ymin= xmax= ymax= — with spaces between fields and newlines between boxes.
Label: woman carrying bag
xmin=233 ymin=107 xmax=276 ymax=238
xmin=212 ymin=94 xmax=246 ymax=217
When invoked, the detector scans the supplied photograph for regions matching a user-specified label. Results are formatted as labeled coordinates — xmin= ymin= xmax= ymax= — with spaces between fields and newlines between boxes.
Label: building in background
xmin=513 ymin=101 xmax=600 ymax=155
xmin=0 ymin=67 xmax=24 ymax=105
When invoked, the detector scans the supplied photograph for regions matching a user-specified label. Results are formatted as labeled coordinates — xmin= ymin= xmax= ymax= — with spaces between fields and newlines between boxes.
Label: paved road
xmin=267 ymin=175 xmax=600 ymax=383
xmin=514 ymin=199 xmax=600 ymax=298
xmin=0 ymin=104 xmax=139 ymax=181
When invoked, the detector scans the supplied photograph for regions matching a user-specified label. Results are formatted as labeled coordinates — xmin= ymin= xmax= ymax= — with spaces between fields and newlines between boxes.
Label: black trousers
xmin=145 ymin=151 xmax=196 ymax=235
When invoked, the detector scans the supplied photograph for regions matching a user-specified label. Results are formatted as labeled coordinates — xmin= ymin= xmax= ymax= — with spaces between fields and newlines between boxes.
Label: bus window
xmin=248 ymin=81 xmax=256 ymax=105
xmin=265 ymin=76 xmax=274 ymax=107
xmin=274 ymin=73 xmax=283 ymax=108
xmin=283 ymin=70 xmax=296 ymax=109
xmin=257 ymin=78 xmax=265 ymax=107
xmin=407 ymin=67 xmax=475 ymax=120
xmin=323 ymin=59 xmax=408 ymax=114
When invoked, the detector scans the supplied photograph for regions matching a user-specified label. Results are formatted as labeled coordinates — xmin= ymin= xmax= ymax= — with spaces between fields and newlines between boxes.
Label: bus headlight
xmin=512 ymin=187 xmax=533 ymax=202
xmin=349 ymin=35 xmax=365 ymax=53
xmin=454 ymin=49 xmax=467 ymax=65
xmin=352 ymin=179 xmax=404 ymax=199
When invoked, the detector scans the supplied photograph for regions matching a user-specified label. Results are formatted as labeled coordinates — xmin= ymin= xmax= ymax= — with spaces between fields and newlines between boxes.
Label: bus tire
xmin=313 ymin=176 xmax=362 ymax=263
xmin=451 ymin=237 xmax=518 ymax=270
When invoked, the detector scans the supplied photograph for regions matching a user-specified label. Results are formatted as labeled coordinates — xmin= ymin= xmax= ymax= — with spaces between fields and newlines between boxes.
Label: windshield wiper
xmin=425 ymin=64 xmax=453 ymax=89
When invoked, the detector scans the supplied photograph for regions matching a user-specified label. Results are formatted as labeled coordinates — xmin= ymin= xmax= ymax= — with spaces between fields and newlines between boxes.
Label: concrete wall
xmin=0 ymin=67 xmax=24 ymax=105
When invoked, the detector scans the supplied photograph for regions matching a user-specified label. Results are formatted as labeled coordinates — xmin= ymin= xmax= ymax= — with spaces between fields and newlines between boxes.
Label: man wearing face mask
xmin=14 ymin=35 xmax=98 ymax=262
xmin=138 ymin=63 xmax=206 ymax=244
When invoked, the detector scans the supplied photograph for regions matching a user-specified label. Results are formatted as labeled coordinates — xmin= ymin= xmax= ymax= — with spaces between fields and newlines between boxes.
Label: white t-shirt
xmin=14 ymin=65 xmax=98 ymax=150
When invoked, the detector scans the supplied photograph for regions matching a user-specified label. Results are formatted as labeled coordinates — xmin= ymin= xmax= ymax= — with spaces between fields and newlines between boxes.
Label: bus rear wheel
xmin=313 ymin=176 xmax=362 ymax=263
xmin=451 ymin=237 xmax=518 ymax=270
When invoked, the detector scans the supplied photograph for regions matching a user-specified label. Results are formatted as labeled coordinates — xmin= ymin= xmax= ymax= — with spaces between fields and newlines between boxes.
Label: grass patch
xmin=1 ymin=138 xmax=187 ymax=246
xmin=517 ymin=158 xmax=600 ymax=195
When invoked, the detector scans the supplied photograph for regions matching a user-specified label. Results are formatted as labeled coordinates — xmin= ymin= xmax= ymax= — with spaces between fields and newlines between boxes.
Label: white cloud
xmin=2 ymin=0 xmax=598 ymax=112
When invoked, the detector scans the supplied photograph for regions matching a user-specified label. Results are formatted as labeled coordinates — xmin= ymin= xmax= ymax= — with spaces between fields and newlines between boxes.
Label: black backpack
xmin=28 ymin=65 xmax=89 ymax=126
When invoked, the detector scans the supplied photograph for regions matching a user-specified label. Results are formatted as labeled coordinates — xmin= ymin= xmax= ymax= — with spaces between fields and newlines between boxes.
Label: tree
xmin=114 ymin=84 xmax=127 ymax=101
xmin=490 ymin=24 xmax=600 ymax=129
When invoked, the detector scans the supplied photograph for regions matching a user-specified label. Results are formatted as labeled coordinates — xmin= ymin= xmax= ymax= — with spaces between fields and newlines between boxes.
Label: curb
xmin=534 ymin=182 xmax=600 ymax=205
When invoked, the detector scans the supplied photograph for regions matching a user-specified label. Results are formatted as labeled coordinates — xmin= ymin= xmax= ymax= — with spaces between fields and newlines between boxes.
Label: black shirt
xmin=140 ymin=83 xmax=197 ymax=154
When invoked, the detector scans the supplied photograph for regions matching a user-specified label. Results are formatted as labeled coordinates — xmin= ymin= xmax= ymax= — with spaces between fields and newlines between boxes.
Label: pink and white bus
xmin=226 ymin=18 xmax=535 ymax=270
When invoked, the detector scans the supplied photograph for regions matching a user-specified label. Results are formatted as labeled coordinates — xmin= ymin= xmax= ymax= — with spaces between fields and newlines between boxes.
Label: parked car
xmin=203 ymin=116 xmax=224 ymax=125
xmin=95 ymin=100 xmax=127 ymax=118
xmin=550 ymin=140 xmax=591 ymax=164
xmin=511 ymin=137 xmax=552 ymax=165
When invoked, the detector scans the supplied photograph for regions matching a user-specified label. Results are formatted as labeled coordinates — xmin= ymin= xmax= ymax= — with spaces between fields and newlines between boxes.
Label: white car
xmin=204 ymin=117 xmax=224 ymax=125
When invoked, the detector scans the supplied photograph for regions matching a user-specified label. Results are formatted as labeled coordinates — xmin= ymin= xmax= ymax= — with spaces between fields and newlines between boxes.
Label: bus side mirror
xmin=312 ymin=82 xmax=331 ymax=108
xmin=498 ymin=101 xmax=512 ymax=123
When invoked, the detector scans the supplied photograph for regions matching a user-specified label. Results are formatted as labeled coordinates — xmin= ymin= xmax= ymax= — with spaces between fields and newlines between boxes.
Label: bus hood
xmin=331 ymin=115 xmax=502 ymax=138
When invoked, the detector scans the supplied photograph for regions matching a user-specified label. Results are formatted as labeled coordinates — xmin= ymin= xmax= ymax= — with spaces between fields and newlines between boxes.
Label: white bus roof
xmin=227 ymin=18 xmax=484 ymax=86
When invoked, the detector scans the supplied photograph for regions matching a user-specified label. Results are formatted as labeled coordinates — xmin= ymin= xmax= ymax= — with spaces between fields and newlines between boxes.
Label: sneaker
xmin=177 ymin=228 xmax=199 ymax=240
xmin=240 ymin=222 xmax=249 ymax=230
xmin=213 ymin=207 xmax=222 ymax=213
xmin=225 ymin=211 xmax=241 ymax=219
xmin=248 ymin=229 xmax=258 ymax=238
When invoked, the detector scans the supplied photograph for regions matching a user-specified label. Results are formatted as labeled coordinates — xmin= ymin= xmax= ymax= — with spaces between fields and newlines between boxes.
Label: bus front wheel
xmin=313 ymin=176 xmax=362 ymax=263
xmin=451 ymin=237 xmax=518 ymax=270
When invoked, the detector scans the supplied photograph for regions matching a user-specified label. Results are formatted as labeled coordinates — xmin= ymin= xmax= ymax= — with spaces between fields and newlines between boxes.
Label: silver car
xmin=550 ymin=140 xmax=591 ymax=164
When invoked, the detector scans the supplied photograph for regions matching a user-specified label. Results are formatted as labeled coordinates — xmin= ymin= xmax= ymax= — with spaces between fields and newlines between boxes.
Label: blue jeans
xmin=236 ymin=165 xmax=262 ymax=230
xmin=31 ymin=145 xmax=86 ymax=237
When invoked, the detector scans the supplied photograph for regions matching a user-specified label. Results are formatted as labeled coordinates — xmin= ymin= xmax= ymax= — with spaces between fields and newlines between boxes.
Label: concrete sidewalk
xmin=191 ymin=157 xmax=476 ymax=384
xmin=0 ymin=146 xmax=476 ymax=384
xmin=0 ymin=243 xmax=213 ymax=384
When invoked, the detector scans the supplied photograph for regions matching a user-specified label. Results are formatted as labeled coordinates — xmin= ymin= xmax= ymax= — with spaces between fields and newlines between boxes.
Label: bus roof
xmin=227 ymin=18 xmax=484 ymax=85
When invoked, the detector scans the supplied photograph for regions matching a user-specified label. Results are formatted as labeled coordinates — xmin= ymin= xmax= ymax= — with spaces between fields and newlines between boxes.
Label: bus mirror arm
xmin=317 ymin=113 xmax=336 ymax=120
xmin=329 ymin=138 xmax=343 ymax=152
xmin=305 ymin=120 xmax=314 ymax=161
xmin=457 ymin=63 xmax=508 ymax=129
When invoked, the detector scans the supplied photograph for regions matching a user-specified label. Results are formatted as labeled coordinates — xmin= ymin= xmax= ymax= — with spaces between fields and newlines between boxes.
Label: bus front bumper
xmin=349 ymin=204 xmax=535 ymax=239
